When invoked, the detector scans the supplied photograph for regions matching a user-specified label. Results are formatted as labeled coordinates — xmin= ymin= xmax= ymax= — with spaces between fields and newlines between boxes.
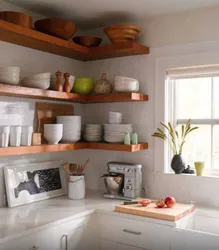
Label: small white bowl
xmin=25 ymin=72 xmax=51 ymax=80
xmin=114 ymin=76 xmax=138 ymax=82
xmin=22 ymin=79 xmax=50 ymax=89
xmin=44 ymin=124 xmax=63 ymax=144
xmin=0 ymin=75 xmax=19 ymax=85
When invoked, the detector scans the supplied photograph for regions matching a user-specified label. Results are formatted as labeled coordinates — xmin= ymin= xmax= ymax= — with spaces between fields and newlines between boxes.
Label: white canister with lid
xmin=68 ymin=175 xmax=85 ymax=200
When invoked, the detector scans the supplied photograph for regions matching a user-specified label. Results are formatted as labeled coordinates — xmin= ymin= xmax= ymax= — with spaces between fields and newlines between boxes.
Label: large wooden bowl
xmin=0 ymin=11 xmax=32 ymax=28
xmin=104 ymin=24 xmax=141 ymax=43
xmin=73 ymin=36 xmax=102 ymax=47
xmin=34 ymin=18 xmax=76 ymax=40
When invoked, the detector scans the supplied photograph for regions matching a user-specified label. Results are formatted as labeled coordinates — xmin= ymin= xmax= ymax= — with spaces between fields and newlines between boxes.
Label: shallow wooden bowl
xmin=104 ymin=24 xmax=141 ymax=44
xmin=34 ymin=17 xmax=76 ymax=40
xmin=73 ymin=36 xmax=102 ymax=47
xmin=0 ymin=11 xmax=32 ymax=28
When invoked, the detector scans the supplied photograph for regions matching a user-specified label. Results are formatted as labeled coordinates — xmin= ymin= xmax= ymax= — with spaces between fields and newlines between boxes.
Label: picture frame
xmin=4 ymin=160 xmax=67 ymax=207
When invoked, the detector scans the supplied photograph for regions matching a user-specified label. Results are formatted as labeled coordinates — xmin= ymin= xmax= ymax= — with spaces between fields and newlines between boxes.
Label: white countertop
xmin=0 ymin=191 xmax=218 ymax=244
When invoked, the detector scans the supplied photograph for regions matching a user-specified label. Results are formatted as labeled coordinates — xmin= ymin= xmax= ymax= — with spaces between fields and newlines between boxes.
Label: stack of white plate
xmin=56 ymin=116 xmax=81 ymax=143
xmin=109 ymin=111 xmax=122 ymax=124
xmin=0 ymin=67 xmax=20 ymax=85
xmin=50 ymin=74 xmax=75 ymax=91
xmin=104 ymin=124 xmax=133 ymax=143
xmin=84 ymin=124 xmax=102 ymax=142
xmin=22 ymin=72 xmax=51 ymax=89
xmin=114 ymin=76 xmax=139 ymax=92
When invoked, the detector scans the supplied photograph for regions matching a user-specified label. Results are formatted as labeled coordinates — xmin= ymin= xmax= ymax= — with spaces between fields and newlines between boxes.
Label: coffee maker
xmin=102 ymin=162 xmax=142 ymax=200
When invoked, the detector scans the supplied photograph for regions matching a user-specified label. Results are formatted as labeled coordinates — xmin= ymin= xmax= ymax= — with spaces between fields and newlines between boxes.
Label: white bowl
xmin=0 ymin=71 xmax=20 ymax=78
xmin=25 ymin=72 xmax=51 ymax=80
xmin=50 ymin=75 xmax=75 ymax=91
xmin=114 ymin=80 xmax=139 ymax=92
xmin=0 ymin=67 xmax=20 ymax=74
xmin=22 ymin=79 xmax=50 ymax=89
xmin=44 ymin=124 xmax=63 ymax=144
xmin=114 ymin=76 xmax=138 ymax=81
xmin=0 ymin=75 xmax=19 ymax=85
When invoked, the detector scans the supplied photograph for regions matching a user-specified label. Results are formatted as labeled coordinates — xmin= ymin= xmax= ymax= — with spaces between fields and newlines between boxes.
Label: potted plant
xmin=152 ymin=119 xmax=198 ymax=174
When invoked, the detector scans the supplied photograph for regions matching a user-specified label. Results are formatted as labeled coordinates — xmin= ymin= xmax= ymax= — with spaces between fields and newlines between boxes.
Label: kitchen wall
xmin=2 ymin=0 xmax=219 ymax=207
xmin=0 ymin=1 xmax=86 ymax=207
xmin=82 ymin=6 xmax=219 ymax=205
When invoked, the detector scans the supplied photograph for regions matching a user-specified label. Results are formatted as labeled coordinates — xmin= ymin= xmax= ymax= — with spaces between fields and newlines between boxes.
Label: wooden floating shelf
xmin=0 ymin=20 xmax=150 ymax=61
xmin=0 ymin=142 xmax=148 ymax=156
xmin=0 ymin=84 xmax=148 ymax=103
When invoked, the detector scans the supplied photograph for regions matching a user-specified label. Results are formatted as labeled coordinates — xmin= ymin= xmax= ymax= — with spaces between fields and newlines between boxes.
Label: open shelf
xmin=0 ymin=142 xmax=148 ymax=156
xmin=0 ymin=84 xmax=148 ymax=103
xmin=0 ymin=20 xmax=150 ymax=61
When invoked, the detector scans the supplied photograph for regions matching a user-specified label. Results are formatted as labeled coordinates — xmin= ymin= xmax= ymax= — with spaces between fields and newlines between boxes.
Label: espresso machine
xmin=102 ymin=162 xmax=143 ymax=200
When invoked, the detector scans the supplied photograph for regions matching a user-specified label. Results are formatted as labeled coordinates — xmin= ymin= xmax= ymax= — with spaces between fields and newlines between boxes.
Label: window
xmin=167 ymin=65 xmax=219 ymax=172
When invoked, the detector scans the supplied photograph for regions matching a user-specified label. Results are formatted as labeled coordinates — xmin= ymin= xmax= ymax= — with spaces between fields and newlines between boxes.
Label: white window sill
xmin=156 ymin=171 xmax=219 ymax=179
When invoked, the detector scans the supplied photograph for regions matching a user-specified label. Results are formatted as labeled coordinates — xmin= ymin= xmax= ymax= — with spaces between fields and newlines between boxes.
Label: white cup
xmin=10 ymin=126 xmax=22 ymax=147
xmin=0 ymin=126 xmax=10 ymax=147
xmin=21 ymin=126 xmax=33 ymax=146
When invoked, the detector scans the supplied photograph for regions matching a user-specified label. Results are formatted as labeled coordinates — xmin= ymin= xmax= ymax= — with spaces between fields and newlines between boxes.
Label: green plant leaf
xmin=160 ymin=122 xmax=170 ymax=131
xmin=181 ymin=125 xmax=185 ymax=138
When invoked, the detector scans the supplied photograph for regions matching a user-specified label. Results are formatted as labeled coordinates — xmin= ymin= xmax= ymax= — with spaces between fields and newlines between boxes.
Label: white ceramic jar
xmin=68 ymin=175 xmax=85 ymax=200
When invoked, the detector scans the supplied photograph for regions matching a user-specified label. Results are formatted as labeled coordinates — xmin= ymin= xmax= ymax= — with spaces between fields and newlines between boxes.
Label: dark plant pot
xmin=171 ymin=155 xmax=186 ymax=174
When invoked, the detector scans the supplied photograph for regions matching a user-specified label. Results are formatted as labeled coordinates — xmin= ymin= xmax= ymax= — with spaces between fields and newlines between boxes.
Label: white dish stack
xmin=108 ymin=111 xmax=122 ymax=124
xmin=114 ymin=76 xmax=139 ymax=92
xmin=104 ymin=124 xmax=133 ymax=143
xmin=83 ymin=124 xmax=102 ymax=142
xmin=22 ymin=72 xmax=51 ymax=89
xmin=0 ymin=67 xmax=20 ymax=85
xmin=57 ymin=116 xmax=81 ymax=143
xmin=50 ymin=74 xmax=75 ymax=91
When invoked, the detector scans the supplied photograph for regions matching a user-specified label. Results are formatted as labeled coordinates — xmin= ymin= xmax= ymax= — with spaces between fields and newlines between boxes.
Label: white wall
xmin=82 ymin=6 xmax=219 ymax=206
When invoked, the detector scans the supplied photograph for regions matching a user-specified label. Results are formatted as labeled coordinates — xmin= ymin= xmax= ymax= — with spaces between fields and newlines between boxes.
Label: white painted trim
xmin=154 ymin=41 xmax=219 ymax=174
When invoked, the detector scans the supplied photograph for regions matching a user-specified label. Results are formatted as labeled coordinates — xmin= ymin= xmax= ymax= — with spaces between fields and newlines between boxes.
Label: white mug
xmin=10 ymin=126 xmax=22 ymax=147
xmin=21 ymin=126 xmax=33 ymax=146
xmin=0 ymin=126 xmax=10 ymax=147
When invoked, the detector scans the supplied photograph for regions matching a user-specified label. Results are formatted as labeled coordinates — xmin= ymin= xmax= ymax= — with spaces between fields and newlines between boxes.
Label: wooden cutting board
xmin=115 ymin=203 xmax=195 ymax=222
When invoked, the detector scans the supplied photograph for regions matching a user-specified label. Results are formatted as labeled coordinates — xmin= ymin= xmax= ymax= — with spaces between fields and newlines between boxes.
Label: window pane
xmin=179 ymin=125 xmax=211 ymax=168
xmin=213 ymin=126 xmax=219 ymax=169
xmin=175 ymin=78 xmax=212 ymax=119
xmin=213 ymin=77 xmax=219 ymax=118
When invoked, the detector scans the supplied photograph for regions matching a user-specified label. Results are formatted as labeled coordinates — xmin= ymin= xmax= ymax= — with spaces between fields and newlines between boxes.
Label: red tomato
xmin=156 ymin=199 xmax=165 ymax=208
xmin=140 ymin=199 xmax=151 ymax=207
xmin=165 ymin=196 xmax=176 ymax=208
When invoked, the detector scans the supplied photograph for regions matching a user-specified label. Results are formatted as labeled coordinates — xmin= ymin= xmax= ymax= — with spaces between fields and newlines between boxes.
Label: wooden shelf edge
xmin=0 ymin=84 xmax=87 ymax=102
xmin=0 ymin=142 xmax=148 ymax=156
xmin=0 ymin=21 xmax=150 ymax=61
xmin=0 ymin=84 xmax=148 ymax=103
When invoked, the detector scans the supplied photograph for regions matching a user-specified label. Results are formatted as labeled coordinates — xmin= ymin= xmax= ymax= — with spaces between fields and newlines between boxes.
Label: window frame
xmin=155 ymin=52 xmax=219 ymax=176
xmin=168 ymin=76 xmax=219 ymax=171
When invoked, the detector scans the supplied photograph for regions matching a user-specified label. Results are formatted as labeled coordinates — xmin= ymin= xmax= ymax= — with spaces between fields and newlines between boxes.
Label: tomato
xmin=140 ymin=199 xmax=151 ymax=207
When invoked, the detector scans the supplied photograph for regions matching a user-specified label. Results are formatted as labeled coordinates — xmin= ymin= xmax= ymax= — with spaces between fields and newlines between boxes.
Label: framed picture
xmin=4 ymin=161 xmax=67 ymax=207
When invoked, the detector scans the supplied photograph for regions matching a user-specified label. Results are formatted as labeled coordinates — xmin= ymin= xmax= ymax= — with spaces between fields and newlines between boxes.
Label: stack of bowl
xmin=109 ymin=112 xmax=122 ymax=124
xmin=50 ymin=74 xmax=75 ymax=91
xmin=104 ymin=24 xmax=141 ymax=44
xmin=83 ymin=124 xmax=102 ymax=142
xmin=114 ymin=76 xmax=139 ymax=92
xmin=0 ymin=67 xmax=20 ymax=85
xmin=44 ymin=124 xmax=63 ymax=144
xmin=56 ymin=116 xmax=81 ymax=143
xmin=104 ymin=124 xmax=133 ymax=143
xmin=22 ymin=72 xmax=51 ymax=89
